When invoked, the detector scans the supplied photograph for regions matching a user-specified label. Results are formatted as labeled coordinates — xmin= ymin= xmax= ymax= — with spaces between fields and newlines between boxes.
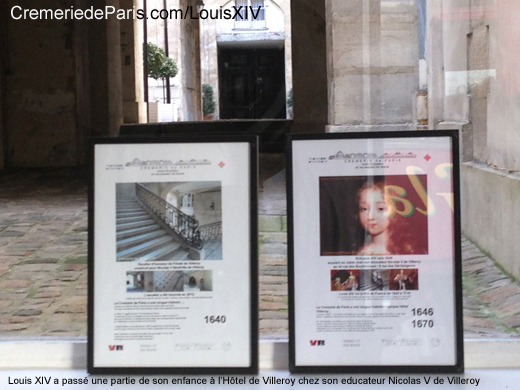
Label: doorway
xmin=218 ymin=47 xmax=286 ymax=119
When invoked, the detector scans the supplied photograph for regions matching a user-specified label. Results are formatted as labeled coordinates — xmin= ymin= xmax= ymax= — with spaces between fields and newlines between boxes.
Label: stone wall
xmin=193 ymin=190 xmax=222 ymax=226
xmin=5 ymin=0 xmax=80 ymax=166
xmin=487 ymin=0 xmax=520 ymax=171
xmin=462 ymin=163 xmax=520 ymax=281
xmin=326 ymin=0 xmax=419 ymax=130
xmin=1 ymin=0 xmax=129 ymax=167
xmin=426 ymin=0 xmax=520 ymax=279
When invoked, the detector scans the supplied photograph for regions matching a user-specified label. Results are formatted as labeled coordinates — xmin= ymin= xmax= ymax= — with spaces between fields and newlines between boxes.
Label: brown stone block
xmin=259 ymin=275 xmax=287 ymax=284
xmin=0 ymin=324 xmax=29 ymax=332
xmin=15 ymin=264 xmax=58 ymax=272
xmin=480 ymin=285 xmax=520 ymax=303
xmin=502 ymin=315 xmax=520 ymax=328
xmin=463 ymin=316 xmax=495 ymax=329
xmin=497 ymin=301 xmax=520 ymax=318
xmin=259 ymin=301 xmax=288 ymax=311
xmin=0 ymin=293 xmax=27 ymax=300
xmin=34 ymin=291 xmax=62 ymax=299
xmin=260 ymin=296 xmax=285 ymax=303
xmin=63 ymin=264 xmax=87 ymax=271
xmin=13 ymin=309 xmax=42 ymax=316
xmin=8 ymin=316 xmax=37 ymax=324
xmin=55 ymin=296 xmax=87 ymax=313
xmin=47 ymin=314 xmax=77 ymax=323
xmin=0 ymin=300 xmax=13 ymax=309
xmin=43 ymin=323 xmax=83 ymax=334
xmin=0 ymin=279 xmax=33 ymax=289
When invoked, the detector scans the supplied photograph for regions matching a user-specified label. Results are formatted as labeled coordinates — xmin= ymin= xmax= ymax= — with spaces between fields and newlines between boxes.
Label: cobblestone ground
xmin=0 ymin=169 xmax=88 ymax=336
xmin=0 ymin=168 xmax=519 ymax=339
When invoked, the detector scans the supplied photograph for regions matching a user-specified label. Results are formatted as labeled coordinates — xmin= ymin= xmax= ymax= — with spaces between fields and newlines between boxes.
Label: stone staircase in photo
xmin=201 ymin=239 xmax=222 ymax=260
xmin=116 ymin=196 xmax=191 ymax=261
xmin=359 ymin=271 xmax=389 ymax=291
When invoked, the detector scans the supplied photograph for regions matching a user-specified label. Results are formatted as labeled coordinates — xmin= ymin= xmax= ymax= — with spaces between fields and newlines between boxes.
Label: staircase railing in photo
xmin=199 ymin=221 xmax=222 ymax=241
xmin=135 ymin=183 xmax=203 ymax=250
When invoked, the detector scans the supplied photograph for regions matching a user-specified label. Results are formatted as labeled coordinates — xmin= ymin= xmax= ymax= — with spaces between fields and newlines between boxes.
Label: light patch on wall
xmin=444 ymin=69 xmax=496 ymax=97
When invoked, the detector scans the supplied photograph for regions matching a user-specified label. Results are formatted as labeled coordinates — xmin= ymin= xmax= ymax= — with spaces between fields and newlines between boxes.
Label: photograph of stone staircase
xmin=116 ymin=183 xmax=222 ymax=262
xmin=359 ymin=269 xmax=390 ymax=291
xmin=117 ymin=196 xmax=191 ymax=261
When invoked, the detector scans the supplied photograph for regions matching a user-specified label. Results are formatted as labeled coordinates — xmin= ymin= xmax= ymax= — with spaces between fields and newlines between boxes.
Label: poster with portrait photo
xmin=89 ymin=136 xmax=258 ymax=375
xmin=320 ymin=175 xmax=428 ymax=256
xmin=288 ymin=131 xmax=463 ymax=373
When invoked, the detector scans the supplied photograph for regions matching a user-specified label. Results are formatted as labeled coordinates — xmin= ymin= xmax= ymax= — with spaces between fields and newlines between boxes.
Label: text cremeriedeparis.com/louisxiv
xmin=10 ymin=5 xmax=262 ymax=21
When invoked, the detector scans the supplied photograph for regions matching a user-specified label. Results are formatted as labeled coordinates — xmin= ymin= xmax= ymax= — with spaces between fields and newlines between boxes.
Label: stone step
xmin=116 ymin=219 xmax=156 ymax=232
xmin=116 ymin=230 xmax=168 ymax=251
xmin=135 ymin=241 xmax=183 ymax=262
xmin=116 ymin=225 xmax=162 ymax=240
xmin=116 ymin=208 xmax=145 ymax=215
xmin=116 ymin=211 xmax=148 ymax=220
xmin=117 ymin=236 xmax=174 ymax=259
xmin=116 ymin=215 xmax=152 ymax=224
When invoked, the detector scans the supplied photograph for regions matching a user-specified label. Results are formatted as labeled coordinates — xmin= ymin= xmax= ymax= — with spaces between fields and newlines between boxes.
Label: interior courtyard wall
xmin=427 ymin=0 xmax=520 ymax=279
xmin=486 ymin=0 xmax=520 ymax=172
xmin=4 ymin=0 xmax=81 ymax=166
xmin=326 ymin=0 xmax=419 ymax=131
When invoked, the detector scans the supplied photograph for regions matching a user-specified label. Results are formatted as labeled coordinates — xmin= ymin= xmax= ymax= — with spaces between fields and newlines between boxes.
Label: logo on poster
xmin=108 ymin=345 xmax=124 ymax=351
xmin=309 ymin=340 xmax=325 ymax=346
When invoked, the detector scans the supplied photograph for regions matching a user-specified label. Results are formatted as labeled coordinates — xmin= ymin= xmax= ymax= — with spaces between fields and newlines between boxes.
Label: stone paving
xmin=0 ymin=167 xmax=519 ymax=339
xmin=0 ymin=169 xmax=88 ymax=336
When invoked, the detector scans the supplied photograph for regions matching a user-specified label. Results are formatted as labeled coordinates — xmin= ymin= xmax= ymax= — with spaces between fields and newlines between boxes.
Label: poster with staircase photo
xmin=88 ymin=136 xmax=258 ymax=374
xmin=116 ymin=182 xmax=222 ymax=262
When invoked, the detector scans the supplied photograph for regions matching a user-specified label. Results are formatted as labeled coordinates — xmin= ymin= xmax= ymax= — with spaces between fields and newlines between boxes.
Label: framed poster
xmin=88 ymin=136 xmax=258 ymax=374
xmin=288 ymin=131 xmax=463 ymax=373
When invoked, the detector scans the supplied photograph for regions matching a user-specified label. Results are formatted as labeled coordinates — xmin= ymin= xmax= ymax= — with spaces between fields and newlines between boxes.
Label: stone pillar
xmin=74 ymin=0 xmax=92 ymax=165
xmin=179 ymin=0 xmax=202 ymax=121
xmin=120 ymin=0 xmax=147 ymax=124
xmin=89 ymin=0 xmax=124 ymax=136
xmin=200 ymin=15 xmax=220 ymax=119
xmin=327 ymin=0 xmax=418 ymax=132
xmin=426 ymin=0 xmax=445 ymax=129
xmin=291 ymin=0 xmax=328 ymax=132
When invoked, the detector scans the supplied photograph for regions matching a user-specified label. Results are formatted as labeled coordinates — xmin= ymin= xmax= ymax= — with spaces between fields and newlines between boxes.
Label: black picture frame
xmin=287 ymin=130 xmax=463 ymax=373
xmin=88 ymin=135 xmax=258 ymax=375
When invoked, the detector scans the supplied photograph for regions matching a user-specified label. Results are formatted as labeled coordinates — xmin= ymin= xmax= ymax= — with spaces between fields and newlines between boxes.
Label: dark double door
xmin=219 ymin=48 xmax=286 ymax=119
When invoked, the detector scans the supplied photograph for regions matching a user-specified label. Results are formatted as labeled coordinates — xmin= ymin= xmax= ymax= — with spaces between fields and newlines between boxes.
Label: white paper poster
xmin=91 ymin=141 xmax=253 ymax=370
xmin=290 ymin=134 xmax=462 ymax=370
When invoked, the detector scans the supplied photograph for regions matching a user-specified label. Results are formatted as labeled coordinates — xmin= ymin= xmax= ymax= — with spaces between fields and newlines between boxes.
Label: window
xmin=234 ymin=0 xmax=266 ymax=30
xmin=182 ymin=193 xmax=194 ymax=208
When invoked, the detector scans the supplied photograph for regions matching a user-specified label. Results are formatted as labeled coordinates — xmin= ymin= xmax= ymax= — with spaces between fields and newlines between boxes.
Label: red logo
xmin=310 ymin=340 xmax=325 ymax=346
xmin=424 ymin=154 xmax=431 ymax=161
xmin=108 ymin=345 xmax=123 ymax=351
xmin=219 ymin=161 xmax=225 ymax=168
